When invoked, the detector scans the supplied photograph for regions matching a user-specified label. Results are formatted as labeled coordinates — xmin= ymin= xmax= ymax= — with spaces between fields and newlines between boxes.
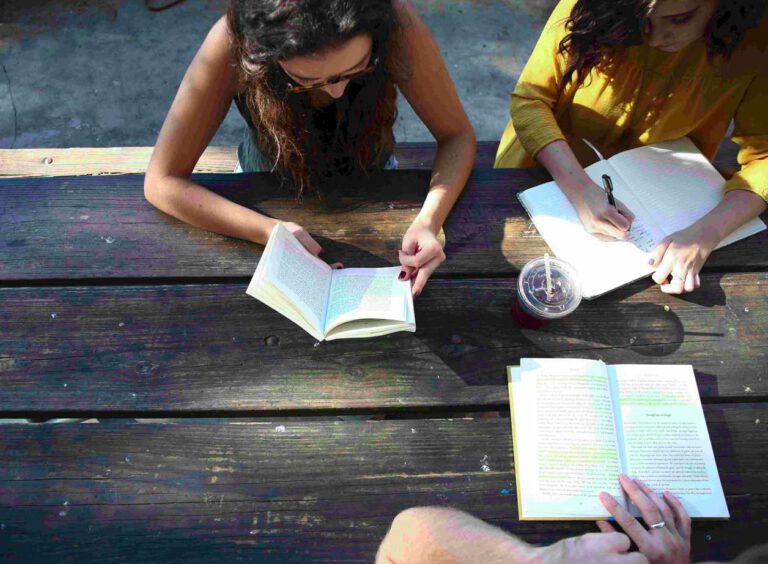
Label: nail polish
xmin=398 ymin=271 xmax=406 ymax=280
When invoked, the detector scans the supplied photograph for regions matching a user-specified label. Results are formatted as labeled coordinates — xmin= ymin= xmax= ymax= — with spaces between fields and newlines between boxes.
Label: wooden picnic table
xmin=0 ymin=143 xmax=766 ymax=563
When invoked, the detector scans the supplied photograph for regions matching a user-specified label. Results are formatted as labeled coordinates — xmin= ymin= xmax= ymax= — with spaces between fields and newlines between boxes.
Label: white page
xmin=612 ymin=364 xmax=729 ymax=518
xmin=608 ymin=138 xmax=765 ymax=245
xmin=260 ymin=223 xmax=332 ymax=334
xmin=519 ymin=159 xmax=664 ymax=298
xmin=324 ymin=266 xmax=409 ymax=333
xmin=511 ymin=359 xmax=625 ymax=518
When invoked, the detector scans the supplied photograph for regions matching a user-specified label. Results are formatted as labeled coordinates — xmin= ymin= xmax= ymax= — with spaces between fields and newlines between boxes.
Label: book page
xmin=261 ymin=223 xmax=332 ymax=334
xmin=609 ymin=138 xmax=766 ymax=243
xmin=519 ymin=159 xmax=664 ymax=298
xmin=612 ymin=364 xmax=729 ymax=518
xmin=510 ymin=359 xmax=625 ymax=519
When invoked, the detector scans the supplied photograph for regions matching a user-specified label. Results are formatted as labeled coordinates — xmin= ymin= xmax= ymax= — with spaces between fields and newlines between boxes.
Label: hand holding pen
xmin=598 ymin=173 xmax=634 ymax=237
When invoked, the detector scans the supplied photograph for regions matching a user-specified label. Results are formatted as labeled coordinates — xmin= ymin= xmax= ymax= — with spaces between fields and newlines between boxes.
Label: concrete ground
xmin=0 ymin=0 xmax=557 ymax=149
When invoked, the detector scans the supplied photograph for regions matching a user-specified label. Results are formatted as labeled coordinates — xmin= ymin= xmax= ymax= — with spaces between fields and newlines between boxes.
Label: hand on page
xmin=649 ymin=222 xmax=719 ymax=294
xmin=598 ymin=474 xmax=691 ymax=564
xmin=573 ymin=182 xmax=636 ymax=241
xmin=398 ymin=221 xmax=445 ymax=297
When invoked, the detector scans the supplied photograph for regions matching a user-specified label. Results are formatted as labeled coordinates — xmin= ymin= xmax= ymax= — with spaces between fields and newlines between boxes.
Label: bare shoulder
xmin=389 ymin=0 xmax=433 ymax=82
xmin=392 ymin=0 xmax=427 ymax=31
xmin=193 ymin=15 xmax=242 ymax=93
xmin=204 ymin=15 xmax=235 ymax=59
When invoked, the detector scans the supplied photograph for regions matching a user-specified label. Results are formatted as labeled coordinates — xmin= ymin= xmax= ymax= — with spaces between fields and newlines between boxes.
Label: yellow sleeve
xmin=724 ymin=66 xmax=768 ymax=203
xmin=508 ymin=0 xmax=576 ymax=158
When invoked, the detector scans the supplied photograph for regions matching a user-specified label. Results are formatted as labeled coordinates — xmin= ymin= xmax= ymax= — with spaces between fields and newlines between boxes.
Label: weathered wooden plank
xmin=0 ymin=146 xmax=238 ymax=177
xmin=0 ymin=408 xmax=765 ymax=562
xmin=1 ymin=274 xmax=764 ymax=413
xmin=0 ymin=142 xmax=498 ymax=178
xmin=2 ymin=170 xmax=766 ymax=280
xmin=0 ymin=139 xmax=739 ymax=178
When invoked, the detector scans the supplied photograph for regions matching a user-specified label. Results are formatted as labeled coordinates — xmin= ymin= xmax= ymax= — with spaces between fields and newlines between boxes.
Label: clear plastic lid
xmin=518 ymin=256 xmax=582 ymax=319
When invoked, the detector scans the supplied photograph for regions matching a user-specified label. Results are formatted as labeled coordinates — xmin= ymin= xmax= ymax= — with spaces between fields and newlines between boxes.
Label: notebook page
xmin=510 ymin=359 xmax=625 ymax=519
xmin=612 ymin=364 xmax=729 ymax=518
xmin=608 ymin=138 xmax=766 ymax=244
xmin=519 ymin=159 xmax=663 ymax=298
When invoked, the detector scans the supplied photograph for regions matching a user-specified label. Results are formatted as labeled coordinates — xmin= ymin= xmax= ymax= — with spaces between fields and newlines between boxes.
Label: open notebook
xmin=518 ymin=137 xmax=766 ymax=298
xmin=246 ymin=223 xmax=415 ymax=341
xmin=507 ymin=359 xmax=729 ymax=520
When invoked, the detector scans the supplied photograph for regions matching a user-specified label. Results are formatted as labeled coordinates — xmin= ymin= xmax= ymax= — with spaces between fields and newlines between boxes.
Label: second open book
xmin=508 ymin=358 xmax=729 ymax=520
xmin=246 ymin=222 xmax=415 ymax=341
xmin=518 ymin=137 xmax=766 ymax=298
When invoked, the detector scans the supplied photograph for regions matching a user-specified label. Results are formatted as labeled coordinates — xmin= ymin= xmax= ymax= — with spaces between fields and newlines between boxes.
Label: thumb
xmin=605 ymin=206 xmax=630 ymax=231
xmin=401 ymin=232 xmax=419 ymax=256
xmin=649 ymin=238 xmax=670 ymax=268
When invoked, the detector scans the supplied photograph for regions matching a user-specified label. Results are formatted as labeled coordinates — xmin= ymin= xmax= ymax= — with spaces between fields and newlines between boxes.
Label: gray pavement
xmin=0 ymin=0 xmax=557 ymax=149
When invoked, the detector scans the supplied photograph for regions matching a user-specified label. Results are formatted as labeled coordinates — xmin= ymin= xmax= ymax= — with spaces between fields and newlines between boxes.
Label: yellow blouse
xmin=494 ymin=0 xmax=768 ymax=202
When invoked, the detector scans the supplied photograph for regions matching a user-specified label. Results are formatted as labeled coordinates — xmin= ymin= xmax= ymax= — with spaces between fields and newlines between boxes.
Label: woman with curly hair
xmin=495 ymin=0 xmax=767 ymax=295
xmin=145 ymin=0 xmax=476 ymax=296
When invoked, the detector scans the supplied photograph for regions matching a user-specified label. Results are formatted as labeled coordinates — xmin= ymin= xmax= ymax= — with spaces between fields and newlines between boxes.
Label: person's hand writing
xmin=598 ymin=474 xmax=691 ymax=564
xmin=649 ymin=222 xmax=720 ymax=294
xmin=398 ymin=220 xmax=445 ymax=296
xmin=572 ymin=181 xmax=636 ymax=241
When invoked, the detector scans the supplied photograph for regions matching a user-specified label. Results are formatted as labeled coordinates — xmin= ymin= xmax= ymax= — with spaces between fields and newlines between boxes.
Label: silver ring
xmin=649 ymin=521 xmax=666 ymax=529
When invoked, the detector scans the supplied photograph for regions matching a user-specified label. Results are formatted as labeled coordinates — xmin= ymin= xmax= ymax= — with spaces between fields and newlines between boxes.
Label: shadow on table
xmin=204 ymin=170 xmax=728 ymax=398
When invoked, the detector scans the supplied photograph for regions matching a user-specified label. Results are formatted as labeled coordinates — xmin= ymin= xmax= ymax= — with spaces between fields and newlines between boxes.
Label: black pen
xmin=602 ymin=174 xmax=616 ymax=208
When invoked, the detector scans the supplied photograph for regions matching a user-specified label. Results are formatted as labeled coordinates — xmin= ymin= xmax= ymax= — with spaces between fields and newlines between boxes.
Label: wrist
xmin=524 ymin=540 xmax=565 ymax=564
xmin=410 ymin=213 xmax=440 ymax=235
xmin=498 ymin=538 xmax=544 ymax=564
xmin=558 ymin=179 xmax=593 ymax=209
xmin=694 ymin=218 xmax=724 ymax=250
xmin=254 ymin=216 xmax=279 ymax=244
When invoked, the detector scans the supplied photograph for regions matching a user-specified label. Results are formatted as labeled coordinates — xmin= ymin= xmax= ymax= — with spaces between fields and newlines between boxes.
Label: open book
xmin=507 ymin=358 xmax=729 ymax=520
xmin=246 ymin=222 xmax=415 ymax=341
xmin=518 ymin=137 xmax=766 ymax=298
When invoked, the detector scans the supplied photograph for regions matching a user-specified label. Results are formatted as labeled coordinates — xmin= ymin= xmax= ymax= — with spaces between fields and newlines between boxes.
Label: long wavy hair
xmin=557 ymin=0 xmax=767 ymax=96
xmin=227 ymin=0 xmax=400 ymax=198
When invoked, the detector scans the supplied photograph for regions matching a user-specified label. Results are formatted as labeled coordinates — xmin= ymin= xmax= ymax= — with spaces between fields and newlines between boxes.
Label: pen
xmin=602 ymin=174 xmax=616 ymax=208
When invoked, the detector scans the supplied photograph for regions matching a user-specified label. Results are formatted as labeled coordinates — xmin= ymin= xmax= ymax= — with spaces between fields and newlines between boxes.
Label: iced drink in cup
xmin=512 ymin=255 xmax=582 ymax=329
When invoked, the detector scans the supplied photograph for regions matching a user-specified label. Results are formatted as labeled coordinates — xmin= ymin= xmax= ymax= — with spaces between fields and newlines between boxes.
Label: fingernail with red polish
xmin=398 ymin=271 xmax=406 ymax=280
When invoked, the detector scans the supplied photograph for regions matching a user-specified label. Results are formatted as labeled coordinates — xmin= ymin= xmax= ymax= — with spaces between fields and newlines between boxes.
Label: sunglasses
xmin=283 ymin=56 xmax=379 ymax=94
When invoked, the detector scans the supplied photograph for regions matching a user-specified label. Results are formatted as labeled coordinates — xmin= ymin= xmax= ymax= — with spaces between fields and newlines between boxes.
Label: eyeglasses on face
xmin=284 ymin=56 xmax=379 ymax=94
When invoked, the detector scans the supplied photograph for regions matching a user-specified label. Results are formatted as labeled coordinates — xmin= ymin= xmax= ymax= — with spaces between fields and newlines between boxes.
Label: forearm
xmin=413 ymin=131 xmax=475 ymax=232
xmin=534 ymin=139 xmax=593 ymax=203
xmin=144 ymin=175 xmax=277 ymax=244
xmin=697 ymin=189 xmax=767 ymax=244
xmin=376 ymin=507 xmax=536 ymax=564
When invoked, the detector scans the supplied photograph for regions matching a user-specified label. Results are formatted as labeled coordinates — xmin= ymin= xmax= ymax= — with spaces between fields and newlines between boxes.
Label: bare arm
xmin=391 ymin=0 xmax=476 ymax=293
xmin=375 ymin=507 xmax=535 ymax=564
xmin=536 ymin=140 xmax=634 ymax=240
xmin=144 ymin=17 xmax=278 ymax=246
xmin=376 ymin=507 xmax=646 ymax=564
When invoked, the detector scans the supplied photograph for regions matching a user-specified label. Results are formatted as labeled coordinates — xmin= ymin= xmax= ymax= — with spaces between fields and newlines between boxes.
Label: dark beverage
xmin=513 ymin=256 xmax=582 ymax=328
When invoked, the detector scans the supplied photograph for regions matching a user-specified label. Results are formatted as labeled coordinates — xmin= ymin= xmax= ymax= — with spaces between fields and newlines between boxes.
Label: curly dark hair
xmin=227 ymin=0 xmax=400 ymax=197
xmin=557 ymin=0 xmax=767 ymax=96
